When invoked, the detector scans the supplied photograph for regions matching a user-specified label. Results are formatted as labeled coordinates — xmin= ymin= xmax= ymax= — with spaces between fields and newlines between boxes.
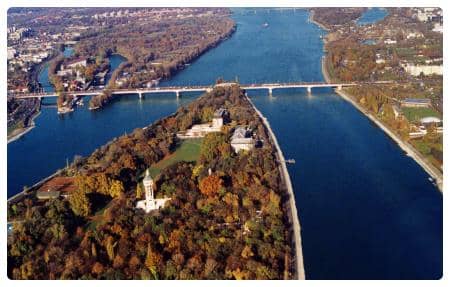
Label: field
xmin=401 ymin=107 xmax=441 ymax=122
xmin=148 ymin=138 xmax=203 ymax=177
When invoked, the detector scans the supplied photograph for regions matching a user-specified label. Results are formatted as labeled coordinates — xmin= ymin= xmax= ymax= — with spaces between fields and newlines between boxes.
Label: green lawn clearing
xmin=148 ymin=138 xmax=203 ymax=177
xmin=402 ymin=107 xmax=440 ymax=122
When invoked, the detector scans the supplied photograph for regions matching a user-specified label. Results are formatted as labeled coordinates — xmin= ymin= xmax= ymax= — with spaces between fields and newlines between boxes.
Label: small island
xmin=8 ymin=82 xmax=302 ymax=280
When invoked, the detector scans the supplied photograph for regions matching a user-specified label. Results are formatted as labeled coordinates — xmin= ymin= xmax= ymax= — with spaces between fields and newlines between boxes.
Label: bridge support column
xmin=337 ymin=85 xmax=342 ymax=91
xmin=307 ymin=86 xmax=312 ymax=94
xmin=268 ymin=88 xmax=273 ymax=96
xmin=138 ymin=92 xmax=143 ymax=99
xmin=175 ymin=91 xmax=180 ymax=98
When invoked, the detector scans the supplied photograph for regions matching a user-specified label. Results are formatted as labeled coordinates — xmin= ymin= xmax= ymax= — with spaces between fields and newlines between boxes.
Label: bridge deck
xmin=12 ymin=81 xmax=392 ymax=99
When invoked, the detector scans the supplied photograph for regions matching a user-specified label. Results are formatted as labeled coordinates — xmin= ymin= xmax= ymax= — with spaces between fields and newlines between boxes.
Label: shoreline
xmin=308 ymin=9 xmax=330 ymax=32
xmin=90 ymin=25 xmax=236 ymax=111
xmin=245 ymin=94 xmax=305 ymax=280
xmin=335 ymin=88 xmax=443 ymax=192
xmin=7 ymin=110 xmax=41 ymax=144
xmin=320 ymin=45 xmax=443 ymax=192
xmin=8 ymin=48 xmax=63 ymax=144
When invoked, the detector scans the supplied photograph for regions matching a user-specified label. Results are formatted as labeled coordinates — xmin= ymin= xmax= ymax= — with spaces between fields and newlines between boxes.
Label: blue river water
xmin=7 ymin=8 xmax=441 ymax=279
xmin=357 ymin=8 xmax=388 ymax=26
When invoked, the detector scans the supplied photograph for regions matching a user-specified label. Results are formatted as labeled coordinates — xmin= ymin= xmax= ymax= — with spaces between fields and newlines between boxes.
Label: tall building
xmin=136 ymin=169 xmax=170 ymax=212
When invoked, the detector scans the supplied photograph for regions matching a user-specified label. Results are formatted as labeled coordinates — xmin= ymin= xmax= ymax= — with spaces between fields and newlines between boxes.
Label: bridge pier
xmin=268 ymin=88 xmax=273 ymax=96
xmin=337 ymin=85 xmax=342 ymax=91
xmin=306 ymin=86 xmax=312 ymax=94
xmin=175 ymin=91 xmax=180 ymax=98
xmin=138 ymin=92 xmax=143 ymax=99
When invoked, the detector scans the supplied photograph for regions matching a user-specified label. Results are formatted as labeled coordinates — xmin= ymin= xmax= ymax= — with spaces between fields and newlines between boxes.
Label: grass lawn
xmin=402 ymin=107 xmax=441 ymax=122
xmin=148 ymin=138 xmax=203 ymax=177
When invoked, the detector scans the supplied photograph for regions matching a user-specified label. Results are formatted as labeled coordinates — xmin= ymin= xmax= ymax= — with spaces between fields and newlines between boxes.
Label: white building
xmin=230 ymin=127 xmax=256 ymax=153
xmin=406 ymin=31 xmax=423 ymax=39
xmin=136 ymin=170 xmax=170 ymax=213
xmin=65 ymin=58 xmax=88 ymax=69
xmin=403 ymin=63 xmax=443 ymax=76
xmin=7 ymin=48 xmax=16 ymax=60
xmin=177 ymin=108 xmax=229 ymax=139
xmin=432 ymin=23 xmax=443 ymax=33
xmin=384 ymin=39 xmax=397 ymax=45
xmin=392 ymin=105 xmax=402 ymax=119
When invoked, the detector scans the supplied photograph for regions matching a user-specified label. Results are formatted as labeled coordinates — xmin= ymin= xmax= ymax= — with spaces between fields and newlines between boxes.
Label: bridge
xmin=11 ymin=81 xmax=394 ymax=100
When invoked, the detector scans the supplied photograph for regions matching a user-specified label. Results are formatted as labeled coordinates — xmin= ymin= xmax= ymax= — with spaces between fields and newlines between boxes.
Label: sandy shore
xmin=320 ymin=55 xmax=443 ymax=192
xmin=245 ymin=94 xmax=305 ymax=280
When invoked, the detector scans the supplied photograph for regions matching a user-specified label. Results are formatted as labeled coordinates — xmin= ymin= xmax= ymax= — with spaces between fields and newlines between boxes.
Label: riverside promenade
xmin=244 ymin=93 xmax=305 ymax=280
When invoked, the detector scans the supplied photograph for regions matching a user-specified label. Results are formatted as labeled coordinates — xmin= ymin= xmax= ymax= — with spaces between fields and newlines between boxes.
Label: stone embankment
xmin=245 ymin=93 xmax=306 ymax=280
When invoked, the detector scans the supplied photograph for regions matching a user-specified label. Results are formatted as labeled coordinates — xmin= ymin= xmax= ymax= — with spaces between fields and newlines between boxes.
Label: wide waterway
xmin=7 ymin=8 xmax=442 ymax=279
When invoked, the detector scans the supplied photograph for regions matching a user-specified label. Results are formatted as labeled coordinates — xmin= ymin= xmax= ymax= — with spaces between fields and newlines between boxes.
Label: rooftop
xmin=37 ymin=176 xmax=76 ymax=194
xmin=213 ymin=108 xmax=228 ymax=118
xmin=402 ymin=98 xmax=431 ymax=103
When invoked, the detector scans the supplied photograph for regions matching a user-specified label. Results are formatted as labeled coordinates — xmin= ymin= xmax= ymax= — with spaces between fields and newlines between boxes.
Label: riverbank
xmin=89 ymin=25 xmax=236 ymax=111
xmin=321 ymin=51 xmax=443 ymax=192
xmin=7 ymin=110 xmax=41 ymax=144
xmin=308 ymin=10 xmax=330 ymax=32
xmin=336 ymin=88 xmax=442 ymax=192
xmin=7 ymin=48 xmax=66 ymax=143
xmin=245 ymin=93 xmax=305 ymax=280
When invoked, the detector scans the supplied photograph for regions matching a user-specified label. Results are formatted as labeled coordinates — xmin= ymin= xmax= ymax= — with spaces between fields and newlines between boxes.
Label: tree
xmin=200 ymin=132 xmax=227 ymax=163
xmin=145 ymin=244 xmax=162 ymax=279
xmin=69 ymin=189 xmax=91 ymax=217
xmin=199 ymin=175 xmax=223 ymax=197
xmin=136 ymin=183 xmax=143 ymax=199
xmin=105 ymin=235 xmax=116 ymax=262
xmin=110 ymin=180 xmax=124 ymax=198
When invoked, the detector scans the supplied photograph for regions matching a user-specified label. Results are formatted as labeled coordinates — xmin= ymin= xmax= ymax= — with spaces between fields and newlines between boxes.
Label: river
xmin=7 ymin=8 xmax=442 ymax=279
xmin=357 ymin=8 xmax=388 ymax=26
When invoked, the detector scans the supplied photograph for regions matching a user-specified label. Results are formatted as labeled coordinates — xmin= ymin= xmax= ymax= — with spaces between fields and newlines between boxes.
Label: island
xmin=7 ymin=82 xmax=303 ymax=280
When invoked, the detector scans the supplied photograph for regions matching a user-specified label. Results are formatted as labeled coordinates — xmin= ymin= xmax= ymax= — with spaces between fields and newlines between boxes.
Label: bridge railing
xmin=12 ymin=81 xmax=398 ymax=98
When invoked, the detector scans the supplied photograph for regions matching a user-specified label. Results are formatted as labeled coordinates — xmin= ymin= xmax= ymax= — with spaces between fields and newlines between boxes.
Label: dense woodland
xmin=72 ymin=13 xmax=235 ymax=109
xmin=8 ymin=84 xmax=295 ymax=279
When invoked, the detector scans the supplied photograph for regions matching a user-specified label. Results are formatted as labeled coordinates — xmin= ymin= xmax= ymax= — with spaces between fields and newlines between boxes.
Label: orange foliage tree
xmin=199 ymin=175 xmax=223 ymax=197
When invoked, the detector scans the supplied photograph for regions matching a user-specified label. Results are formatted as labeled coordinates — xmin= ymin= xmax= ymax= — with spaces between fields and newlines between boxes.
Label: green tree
xmin=69 ymin=189 xmax=91 ymax=217
xmin=200 ymin=132 xmax=227 ymax=163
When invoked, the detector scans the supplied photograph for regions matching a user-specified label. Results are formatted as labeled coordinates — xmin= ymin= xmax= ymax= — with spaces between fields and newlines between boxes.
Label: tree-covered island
xmin=8 ymin=83 xmax=298 ymax=280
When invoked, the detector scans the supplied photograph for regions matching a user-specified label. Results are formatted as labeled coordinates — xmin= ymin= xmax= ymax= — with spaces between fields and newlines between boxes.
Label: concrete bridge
xmin=11 ymin=81 xmax=394 ymax=99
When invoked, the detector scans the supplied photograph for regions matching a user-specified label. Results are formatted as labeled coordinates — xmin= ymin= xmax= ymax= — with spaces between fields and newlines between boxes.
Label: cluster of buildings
xmin=393 ymin=98 xmax=443 ymax=139
xmin=230 ymin=127 xmax=257 ymax=153
xmin=414 ymin=8 xmax=443 ymax=24
xmin=409 ymin=116 xmax=443 ymax=139
xmin=7 ymin=27 xmax=31 ymax=41
xmin=7 ymin=23 xmax=85 ymax=93
xmin=177 ymin=108 xmax=229 ymax=139
xmin=57 ymin=57 xmax=92 ymax=90
xmin=177 ymin=106 xmax=257 ymax=153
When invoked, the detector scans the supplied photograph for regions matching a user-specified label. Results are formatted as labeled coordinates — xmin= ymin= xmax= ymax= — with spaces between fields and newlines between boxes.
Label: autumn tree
xmin=69 ymin=189 xmax=91 ymax=217
xmin=199 ymin=175 xmax=223 ymax=197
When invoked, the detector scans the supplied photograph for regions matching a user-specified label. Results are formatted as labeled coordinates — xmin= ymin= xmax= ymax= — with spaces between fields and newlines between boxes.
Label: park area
xmin=401 ymin=107 xmax=441 ymax=122
xmin=148 ymin=138 xmax=203 ymax=177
